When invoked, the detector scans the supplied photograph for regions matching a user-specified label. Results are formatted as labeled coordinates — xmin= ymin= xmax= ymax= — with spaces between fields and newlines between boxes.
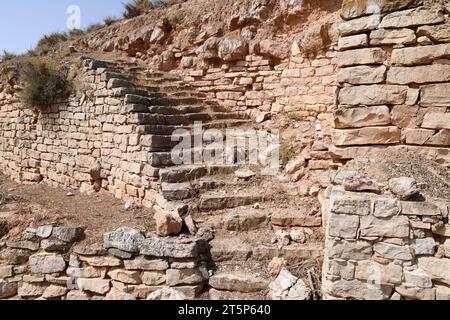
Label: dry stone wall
xmin=0 ymin=225 xmax=210 ymax=300
xmin=0 ymin=60 xmax=161 ymax=208
xmin=332 ymin=0 xmax=450 ymax=166
xmin=322 ymin=172 xmax=450 ymax=300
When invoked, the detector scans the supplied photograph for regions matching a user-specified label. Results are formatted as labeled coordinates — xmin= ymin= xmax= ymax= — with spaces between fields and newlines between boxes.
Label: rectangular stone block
xmin=326 ymin=239 xmax=373 ymax=261
xmin=360 ymin=215 xmax=410 ymax=238
xmin=331 ymin=195 xmax=371 ymax=216
xmin=417 ymin=24 xmax=450 ymax=43
xmin=422 ymin=112 xmax=450 ymax=130
xmin=328 ymin=213 xmax=360 ymax=239
xmin=326 ymin=259 xmax=355 ymax=280
xmin=338 ymin=34 xmax=369 ymax=50
xmin=332 ymin=127 xmax=401 ymax=146
xmin=337 ymin=48 xmax=386 ymax=67
xmin=373 ymin=242 xmax=413 ymax=261
xmin=401 ymin=201 xmax=442 ymax=216
xmin=405 ymin=129 xmax=450 ymax=146
xmin=418 ymin=257 xmax=450 ymax=286
xmin=324 ymin=279 xmax=392 ymax=300
xmin=370 ymin=28 xmax=416 ymax=45
xmin=387 ymin=65 xmax=450 ymax=84
xmin=339 ymin=85 xmax=408 ymax=105
xmin=392 ymin=44 xmax=450 ymax=66
xmin=340 ymin=0 xmax=423 ymax=20
xmin=421 ymin=84 xmax=450 ymax=107
xmin=334 ymin=106 xmax=391 ymax=128
xmin=339 ymin=15 xmax=381 ymax=36
xmin=337 ymin=65 xmax=386 ymax=85
xmin=355 ymin=261 xmax=403 ymax=285
xmin=379 ymin=7 xmax=445 ymax=28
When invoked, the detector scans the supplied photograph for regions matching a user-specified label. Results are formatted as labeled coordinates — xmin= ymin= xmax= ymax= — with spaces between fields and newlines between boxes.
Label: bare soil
xmin=0 ymin=174 xmax=154 ymax=243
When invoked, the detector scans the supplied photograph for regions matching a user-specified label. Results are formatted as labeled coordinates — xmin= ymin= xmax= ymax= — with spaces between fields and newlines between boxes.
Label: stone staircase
xmin=85 ymin=58 xmax=324 ymax=299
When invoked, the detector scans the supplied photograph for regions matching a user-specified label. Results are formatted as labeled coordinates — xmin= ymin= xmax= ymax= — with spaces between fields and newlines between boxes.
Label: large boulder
xmin=218 ymin=34 xmax=248 ymax=62
xmin=268 ymin=269 xmax=311 ymax=300
xmin=153 ymin=206 xmax=183 ymax=237
xmin=103 ymin=227 xmax=145 ymax=253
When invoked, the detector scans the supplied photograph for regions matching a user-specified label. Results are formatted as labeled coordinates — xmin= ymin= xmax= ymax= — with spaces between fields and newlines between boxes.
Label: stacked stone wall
xmin=332 ymin=0 xmax=450 ymax=166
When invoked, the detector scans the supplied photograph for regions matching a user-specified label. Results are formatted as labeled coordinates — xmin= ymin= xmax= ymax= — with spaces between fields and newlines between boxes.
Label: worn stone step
xmin=159 ymin=165 xmax=209 ymax=183
xmin=112 ymin=87 xmax=163 ymax=98
xmin=159 ymin=165 xmax=238 ymax=183
xmin=130 ymin=112 xmax=247 ymax=126
xmin=209 ymin=272 xmax=269 ymax=293
xmin=222 ymin=209 xmax=269 ymax=231
xmin=148 ymin=142 xmax=243 ymax=168
xmin=137 ymin=120 xmax=253 ymax=136
xmin=146 ymin=104 xmax=226 ymax=115
xmin=210 ymin=238 xmax=323 ymax=264
xmin=124 ymin=94 xmax=202 ymax=106
xmin=161 ymin=182 xmax=195 ymax=201
xmin=199 ymin=194 xmax=265 ymax=211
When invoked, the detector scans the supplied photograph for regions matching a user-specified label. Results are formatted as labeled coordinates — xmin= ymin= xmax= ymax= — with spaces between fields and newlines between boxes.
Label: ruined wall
xmin=322 ymin=171 xmax=450 ymax=300
xmin=0 ymin=225 xmax=209 ymax=300
xmin=0 ymin=60 xmax=159 ymax=208
xmin=331 ymin=0 xmax=450 ymax=166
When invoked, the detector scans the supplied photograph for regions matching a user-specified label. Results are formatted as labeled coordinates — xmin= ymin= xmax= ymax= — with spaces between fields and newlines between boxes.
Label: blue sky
xmin=0 ymin=0 xmax=126 ymax=54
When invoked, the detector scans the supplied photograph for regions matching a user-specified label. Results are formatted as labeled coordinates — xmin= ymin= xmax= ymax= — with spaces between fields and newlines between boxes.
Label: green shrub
xmin=104 ymin=16 xmax=119 ymax=26
xmin=36 ymin=32 xmax=68 ymax=54
xmin=123 ymin=0 xmax=152 ymax=19
xmin=18 ymin=60 xmax=72 ymax=110
xmin=0 ymin=50 xmax=17 ymax=63
xmin=85 ymin=23 xmax=104 ymax=33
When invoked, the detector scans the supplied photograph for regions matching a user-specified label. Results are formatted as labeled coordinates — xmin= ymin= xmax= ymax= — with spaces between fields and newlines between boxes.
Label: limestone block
xmin=332 ymin=127 xmax=401 ymax=146
xmin=387 ymin=65 xmax=450 ymax=85
xmin=339 ymin=85 xmax=408 ymax=105
xmin=380 ymin=7 xmax=445 ymax=28
xmin=355 ymin=261 xmax=403 ymax=285
xmin=370 ymin=28 xmax=416 ymax=45
xmin=337 ymin=66 xmax=386 ymax=85
xmin=334 ymin=106 xmax=390 ymax=128
xmin=392 ymin=44 xmax=450 ymax=66
xmin=337 ymin=48 xmax=386 ymax=67
xmin=328 ymin=213 xmax=360 ymax=239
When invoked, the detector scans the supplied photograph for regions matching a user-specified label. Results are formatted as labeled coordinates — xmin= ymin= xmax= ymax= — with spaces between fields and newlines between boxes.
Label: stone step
xmin=146 ymin=104 xmax=226 ymax=115
xmin=159 ymin=165 xmax=238 ymax=183
xmin=112 ymin=87 xmax=163 ymax=98
xmin=221 ymin=209 xmax=269 ymax=231
xmin=124 ymin=94 xmax=202 ymax=106
xmin=148 ymin=142 xmax=245 ymax=168
xmin=161 ymin=182 xmax=196 ymax=201
xmin=129 ymin=112 xmax=247 ymax=126
xmin=160 ymin=179 xmax=227 ymax=201
xmin=210 ymin=238 xmax=323 ymax=264
xmin=209 ymin=272 xmax=270 ymax=294
xmin=137 ymin=119 xmax=253 ymax=136
xmin=199 ymin=194 xmax=265 ymax=212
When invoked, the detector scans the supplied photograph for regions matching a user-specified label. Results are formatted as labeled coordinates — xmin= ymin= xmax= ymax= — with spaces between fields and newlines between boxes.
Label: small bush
xmin=123 ymin=0 xmax=152 ymax=19
xmin=104 ymin=16 xmax=119 ymax=26
xmin=19 ymin=60 xmax=72 ymax=110
xmin=36 ymin=32 xmax=68 ymax=54
xmin=279 ymin=141 xmax=296 ymax=165
xmin=85 ymin=23 xmax=104 ymax=33
xmin=0 ymin=50 xmax=17 ymax=63
xmin=68 ymin=28 xmax=85 ymax=38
